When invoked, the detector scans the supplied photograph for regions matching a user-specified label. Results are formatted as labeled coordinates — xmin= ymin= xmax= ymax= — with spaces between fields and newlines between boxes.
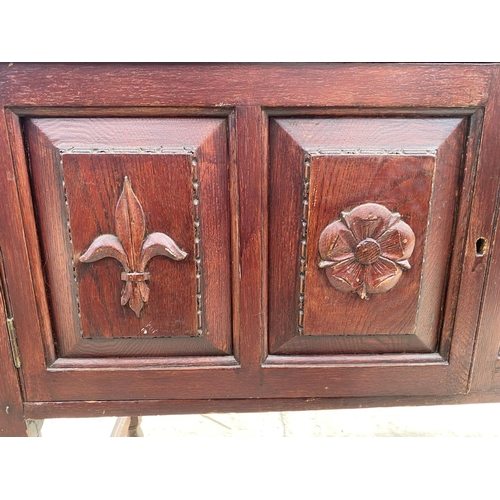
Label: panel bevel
xmin=24 ymin=117 xmax=233 ymax=359
xmin=269 ymin=116 xmax=468 ymax=357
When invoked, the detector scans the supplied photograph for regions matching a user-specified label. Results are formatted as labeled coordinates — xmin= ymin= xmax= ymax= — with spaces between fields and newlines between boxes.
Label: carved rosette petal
xmin=365 ymin=257 xmax=402 ymax=293
xmin=324 ymin=257 xmax=365 ymax=293
xmin=79 ymin=177 xmax=188 ymax=318
xmin=377 ymin=220 xmax=415 ymax=262
xmin=341 ymin=203 xmax=396 ymax=242
xmin=318 ymin=202 xmax=415 ymax=299
xmin=318 ymin=220 xmax=357 ymax=263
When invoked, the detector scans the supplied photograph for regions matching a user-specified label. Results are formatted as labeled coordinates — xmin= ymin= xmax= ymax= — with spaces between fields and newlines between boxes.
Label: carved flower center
xmin=355 ymin=238 xmax=381 ymax=265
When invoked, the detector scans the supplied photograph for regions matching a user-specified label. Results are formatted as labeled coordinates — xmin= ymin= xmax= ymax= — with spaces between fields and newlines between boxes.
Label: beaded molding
xmin=298 ymin=154 xmax=311 ymax=335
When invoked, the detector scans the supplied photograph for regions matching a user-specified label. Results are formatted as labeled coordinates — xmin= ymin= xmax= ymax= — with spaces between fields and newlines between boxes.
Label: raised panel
xmin=24 ymin=117 xmax=232 ymax=358
xmin=269 ymin=117 xmax=467 ymax=356
xmin=306 ymin=157 xmax=430 ymax=336
xmin=69 ymin=156 xmax=196 ymax=338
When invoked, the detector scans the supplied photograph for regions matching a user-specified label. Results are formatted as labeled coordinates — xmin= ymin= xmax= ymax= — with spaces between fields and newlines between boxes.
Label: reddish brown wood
xmin=318 ymin=202 xmax=415 ymax=299
xmin=31 ymin=362 xmax=454 ymax=400
xmin=23 ymin=390 xmax=500 ymax=421
xmin=0 ymin=64 xmax=500 ymax=431
xmin=0 ymin=63 xmax=492 ymax=108
xmin=442 ymin=68 xmax=500 ymax=394
xmin=23 ymin=117 xmax=233 ymax=365
xmin=468 ymin=66 xmax=500 ymax=392
xmin=4 ymin=110 xmax=56 ymax=365
xmin=80 ymin=176 xmax=188 ymax=317
xmin=0 ymin=252 xmax=28 ymax=436
xmin=235 ymin=106 xmax=266 ymax=368
xmin=269 ymin=117 xmax=467 ymax=360
xmin=0 ymin=105 xmax=53 ymax=407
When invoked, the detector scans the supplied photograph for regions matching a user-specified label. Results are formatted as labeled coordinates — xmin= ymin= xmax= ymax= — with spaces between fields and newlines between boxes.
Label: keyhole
xmin=476 ymin=237 xmax=487 ymax=257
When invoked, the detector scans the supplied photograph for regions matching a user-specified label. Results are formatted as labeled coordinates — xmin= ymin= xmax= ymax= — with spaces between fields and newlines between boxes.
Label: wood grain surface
xmin=269 ymin=117 xmax=467 ymax=356
xmin=0 ymin=64 xmax=499 ymax=433
xmin=0 ymin=63 xmax=492 ymax=108
xmin=467 ymin=66 xmax=500 ymax=391
xmin=24 ymin=117 xmax=233 ymax=357
xmin=23 ymin=390 xmax=500 ymax=421
xmin=0 ymin=250 xmax=28 ymax=436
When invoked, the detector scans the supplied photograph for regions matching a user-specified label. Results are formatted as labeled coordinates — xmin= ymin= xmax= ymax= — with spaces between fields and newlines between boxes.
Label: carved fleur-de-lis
xmin=79 ymin=176 xmax=187 ymax=317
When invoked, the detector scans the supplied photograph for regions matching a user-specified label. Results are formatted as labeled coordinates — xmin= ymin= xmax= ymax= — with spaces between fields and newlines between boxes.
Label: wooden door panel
xmin=64 ymin=154 xmax=197 ymax=339
xmin=24 ymin=117 xmax=232 ymax=358
xmin=306 ymin=155 xmax=432 ymax=336
xmin=269 ymin=117 xmax=467 ymax=356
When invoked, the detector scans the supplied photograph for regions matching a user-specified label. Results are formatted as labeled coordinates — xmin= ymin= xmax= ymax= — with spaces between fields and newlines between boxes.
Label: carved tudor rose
xmin=79 ymin=177 xmax=188 ymax=317
xmin=318 ymin=203 xmax=415 ymax=299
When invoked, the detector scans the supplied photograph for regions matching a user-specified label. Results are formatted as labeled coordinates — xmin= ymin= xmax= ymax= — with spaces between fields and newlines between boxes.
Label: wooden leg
xmin=26 ymin=419 xmax=44 ymax=437
xmin=111 ymin=416 xmax=143 ymax=437
xmin=127 ymin=416 xmax=143 ymax=437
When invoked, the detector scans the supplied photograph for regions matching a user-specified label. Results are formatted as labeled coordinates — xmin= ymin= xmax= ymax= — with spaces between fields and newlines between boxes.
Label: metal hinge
xmin=6 ymin=317 xmax=21 ymax=368
xmin=0 ymin=247 xmax=21 ymax=369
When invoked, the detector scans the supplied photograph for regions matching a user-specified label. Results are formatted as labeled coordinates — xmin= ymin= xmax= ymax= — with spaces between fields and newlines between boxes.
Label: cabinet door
xmin=269 ymin=117 xmax=466 ymax=355
xmin=265 ymin=115 xmax=484 ymax=396
xmin=16 ymin=116 xmax=237 ymax=401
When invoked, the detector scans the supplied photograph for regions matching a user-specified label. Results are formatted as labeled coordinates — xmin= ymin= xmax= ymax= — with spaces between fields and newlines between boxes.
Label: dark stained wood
xmin=273 ymin=117 xmax=466 ymax=149
xmin=196 ymin=116 xmax=233 ymax=355
xmin=445 ymin=66 xmax=500 ymax=394
xmin=23 ymin=390 xmax=500 ymax=421
xmin=4 ymin=111 xmax=57 ymax=365
xmin=66 ymin=152 xmax=196 ymax=339
xmin=35 ymin=363 xmax=454 ymax=400
xmin=468 ymin=66 xmax=500 ymax=392
xmin=235 ymin=106 xmax=266 ymax=368
xmin=11 ymin=107 xmax=232 ymax=118
xmin=0 ymin=252 xmax=28 ymax=436
xmin=426 ymin=114 xmax=484 ymax=364
xmin=79 ymin=176 xmax=188 ymax=318
xmin=265 ymin=352 xmax=445 ymax=365
xmin=0 ymin=105 xmax=53 ymax=406
xmin=265 ymin=335 xmax=437 ymax=355
xmin=0 ymin=63 xmax=492 ymax=108
xmin=23 ymin=117 xmax=233 ymax=363
xmin=269 ymin=118 xmax=467 ymax=359
xmin=28 ymin=116 xmax=224 ymax=150
xmin=227 ymin=111 xmax=241 ymax=363
xmin=307 ymin=155 xmax=433 ymax=334
xmin=268 ymin=117 xmax=304 ymax=353
xmin=50 ymin=355 xmax=239 ymax=369
xmin=318 ymin=202 xmax=415 ymax=298
xmin=1 ymin=64 xmax=500 ymax=433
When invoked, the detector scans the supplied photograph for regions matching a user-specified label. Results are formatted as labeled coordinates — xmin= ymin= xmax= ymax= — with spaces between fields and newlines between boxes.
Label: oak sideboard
xmin=1 ymin=63 xmax=500 ymax=436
